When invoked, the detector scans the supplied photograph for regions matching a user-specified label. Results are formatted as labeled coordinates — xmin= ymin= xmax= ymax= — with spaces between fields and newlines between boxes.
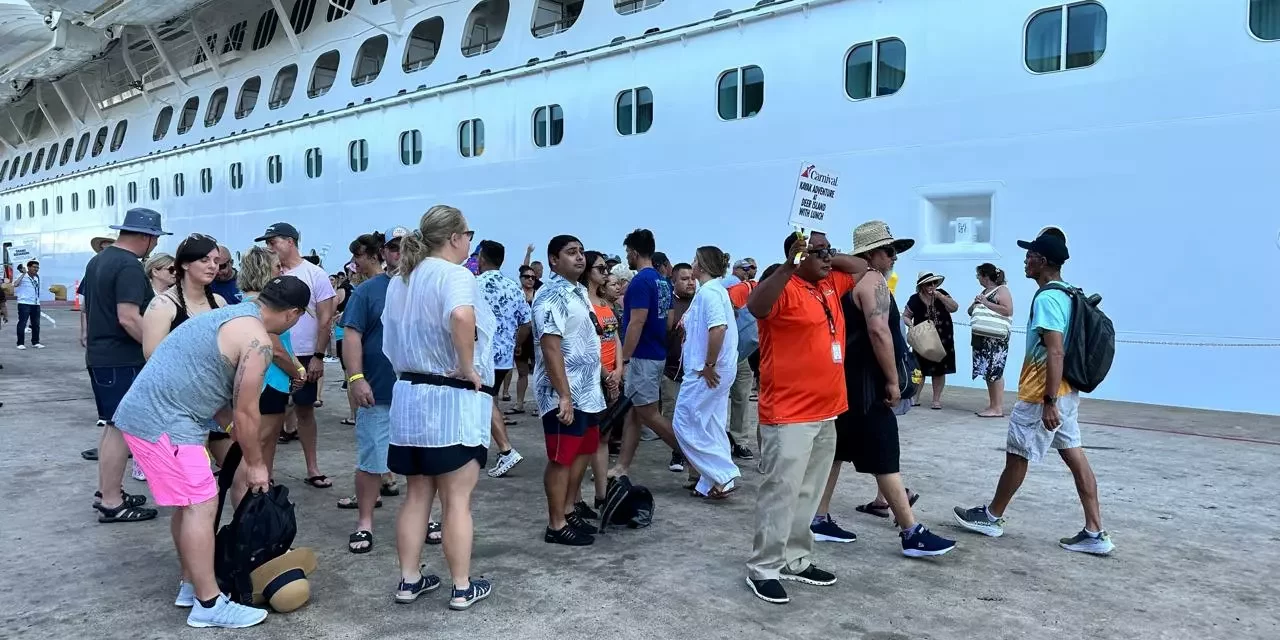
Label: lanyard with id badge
xmin=805 ymin=285 xmax=841 ymax=364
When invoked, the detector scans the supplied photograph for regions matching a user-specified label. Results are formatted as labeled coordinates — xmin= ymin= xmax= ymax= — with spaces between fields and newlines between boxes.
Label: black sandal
xmin=95 ymin=502 xmax=158 ymax=523
xmin=504 ymin=407 xmax=525 ymax=415
xmin=94 ymin=491 xmax=147 ymax=508
xmin=425 ymin=521 xmax=442 ymax=545
xmin=81 ymin=448 xmax=99 ymax=461
xmin=348 ymin=530 xmax=373 ymax=554
xmin=337 ymin=495 xmax=381 ymax=509
xmin=380 ymin=482 xmax=400 ymax=497
xmin=855 ymin=502 xmax=891 ymax=518
xmin=277 ymin=430 xmax=298 ymax=444
xmin=340 ymin=419 xmax=356 ymax=426
xmin=305 ymin=475 xmax=332 ymax=488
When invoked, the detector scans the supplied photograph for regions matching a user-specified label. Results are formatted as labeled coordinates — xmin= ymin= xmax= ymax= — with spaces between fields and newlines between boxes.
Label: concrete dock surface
xmin=1 ymin=309 xmax=1277 ymax=640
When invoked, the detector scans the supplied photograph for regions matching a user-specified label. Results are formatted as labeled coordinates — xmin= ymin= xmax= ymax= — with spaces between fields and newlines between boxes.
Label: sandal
xmin=81 ymin=448 xmax=99 ymax=461
xmin=340 ymin=418 xmax=356 ymax=426
xmin=305 ymin=475 xmax=332 ymax=489
xmin=348 ymin=530 xmax=373 ymax=554
xmin=94 ymin=490 xmax=147 ymax=508
xmin=95 ymin=502 xmax=158 ymax=523
xmin=707 ymin=484 xmax=737 ymax=500
xmin=337 ymin=495 xmax=381 ymax=509
xmin=503 ymin=418 xmax=517 ymax=426
xmin=856 ymin=502 xmax=891 ymax=518
xmin=503 ymin=407 xmax=525 ymax=415
xmin=425 ymin=521 xmax=443 ymax=545
xmin=501 ymin=394 xmax=511 ymax=401
xmin=277 ymin=430 xmax=298 ymax=444
xmin=380 ymin=481 xmax=400 ymax=497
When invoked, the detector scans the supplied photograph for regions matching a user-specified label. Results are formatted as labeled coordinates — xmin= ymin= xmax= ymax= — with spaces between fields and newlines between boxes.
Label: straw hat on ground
xmin=250 ymin=547 xmax=317 ymax=613
xmin=851 ymin=220 xmax=914 ymax=256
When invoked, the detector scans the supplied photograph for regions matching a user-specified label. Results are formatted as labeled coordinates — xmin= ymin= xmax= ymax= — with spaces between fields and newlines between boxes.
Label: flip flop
xmin=81 ymin=448 xmax=98 ymax=461
xmin=348 ymin=530 xmax=373 ymax=554
xmin=277 ymin=430 xmax=298 ymax=444
xmin=425 ymin=521 xmax=442 ymax=545
xmin=340 ymin=419 xmax=356 ymax=426
xmin=502 ymin=394 xmax=511 ymax=401
xmin=503 ymin=418 xmax=517 ymax=426
xmin=380 ymin=481 xmax=400 ymax=497
xmin=337 ymin=495 xmax=381 ymax=509
xmin=305 ymin=475 xmax=332 ymax=489
xmin=503 ymin=407 xmax=525 ymax=415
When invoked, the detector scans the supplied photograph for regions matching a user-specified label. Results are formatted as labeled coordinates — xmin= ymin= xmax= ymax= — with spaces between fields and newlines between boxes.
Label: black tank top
xmin=336 ymin=282 xmax=353 ymax=314
xmin=170 ymin=288 xmax=222 ymax=331
xmin=841 ymin=288 xmax=906 ymax=415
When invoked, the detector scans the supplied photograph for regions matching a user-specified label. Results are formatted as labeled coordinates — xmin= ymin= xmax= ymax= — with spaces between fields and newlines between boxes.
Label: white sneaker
xmin=174 ymin=581 xmax=196 ymax=607
xmin=186 ymin=594 xmax=268 ymax=629
xmin=15 ymin=345 xmax=25 ymax=350
xmin=33 ymin=343 xmax=44 ymax=349
xmin=131 ymin=460 xmax=147 ymax=481
xmin=96 ymin=419 xmax=107 ymax=427
xmin=323 ymin=356 xmax=339 ymax=363
xmin=487 ymin=449 xmax=524 ymax=478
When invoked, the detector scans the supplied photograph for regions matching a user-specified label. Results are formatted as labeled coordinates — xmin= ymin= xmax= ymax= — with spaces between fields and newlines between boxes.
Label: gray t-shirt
xmin=114 ymin=302 xmax=262 ymax=445
xmin=78 ymin=245 xmax=153 ymax=368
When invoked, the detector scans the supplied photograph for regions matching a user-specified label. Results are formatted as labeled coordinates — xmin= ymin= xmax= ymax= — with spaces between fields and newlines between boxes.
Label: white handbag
xmin=970 ymin=287 xmax=1011 ymax=339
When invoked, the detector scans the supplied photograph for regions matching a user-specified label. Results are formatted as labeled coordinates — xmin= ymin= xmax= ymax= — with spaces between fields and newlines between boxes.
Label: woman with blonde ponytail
xmin=380 ymin=205 xmax=497 ymax=610
xmin=671 ymin=246 xmax=742 ymax=499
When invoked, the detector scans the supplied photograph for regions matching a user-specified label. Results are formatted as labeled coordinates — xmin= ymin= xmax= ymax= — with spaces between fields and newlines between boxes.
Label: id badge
xmin=831 ymin=341 xmax=843 ymax=363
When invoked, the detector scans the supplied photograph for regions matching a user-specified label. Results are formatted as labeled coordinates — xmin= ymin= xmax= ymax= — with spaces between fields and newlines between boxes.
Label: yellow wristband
xmin=296 ymin=365 xmax=306 ymax=376
xmin=347 ymin=373 xmax=365 ymax=383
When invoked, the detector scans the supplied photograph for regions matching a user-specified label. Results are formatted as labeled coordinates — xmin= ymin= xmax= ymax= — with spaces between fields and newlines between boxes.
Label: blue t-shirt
xmin=622 ymin=266 xmax=672 ymax=361
xmin=342 ymin=274 xmax=394 ymax=405
xmin=264 ymin=331 xmax=294 ymax=393
xmin=210 ymin=277 xmax=243 ymax=304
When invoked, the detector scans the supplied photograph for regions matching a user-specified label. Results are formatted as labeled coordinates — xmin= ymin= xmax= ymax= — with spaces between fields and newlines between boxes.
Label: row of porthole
xmin=0 ymin=122 xmax=128 ymax=186
xmin=3 ymin=186 xmax=116 ymax=220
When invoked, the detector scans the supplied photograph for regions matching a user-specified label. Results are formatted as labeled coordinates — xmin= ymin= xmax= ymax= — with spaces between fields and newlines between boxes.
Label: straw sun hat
xmin=850 ymin=220 xmax=915 ymax=256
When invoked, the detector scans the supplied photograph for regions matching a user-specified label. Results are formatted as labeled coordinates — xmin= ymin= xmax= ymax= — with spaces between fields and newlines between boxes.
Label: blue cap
xmin=110 ymin=208 xmax=172 ymax=236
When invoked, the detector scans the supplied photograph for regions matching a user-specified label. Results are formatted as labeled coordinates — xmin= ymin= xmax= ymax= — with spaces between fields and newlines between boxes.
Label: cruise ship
xmin=1 ymin=0 xmax=1277 ymax=414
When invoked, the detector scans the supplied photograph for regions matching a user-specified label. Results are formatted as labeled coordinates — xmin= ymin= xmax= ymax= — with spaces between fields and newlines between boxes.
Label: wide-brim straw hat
xmin=851 ymin=220 xmax=914 ymax=256
xmin=90 ymin=235 xmax=116 ymax=253
xmin=916 ymin=271 xmax=945 ymax=288
xmin=250 ymin=547 xmax=317 ymax=613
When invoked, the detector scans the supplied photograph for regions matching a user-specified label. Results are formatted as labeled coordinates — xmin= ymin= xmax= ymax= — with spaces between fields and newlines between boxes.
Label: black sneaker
xmin=573 ymin=500 xmax=600 ymax=520
xmin=733 ymin=444 xmax=754 ymax=460
xmin=810 ymin=514 xmax=857 ymax=543
xmin=545 ymin=525 xmax=594 ymax=546
xmin=779 ymin=564 xmax=837 ymax=586
xmin=746 ymin=578 xmax=790 ymax=604
xmin=668 ymin=450 xmax=685 ymax=473
xmin=565 ymin=512 xmax=599 ymax=535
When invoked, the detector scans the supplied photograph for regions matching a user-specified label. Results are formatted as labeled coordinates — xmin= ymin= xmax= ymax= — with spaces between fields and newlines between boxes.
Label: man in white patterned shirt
xmin=475 ymin=240 xmax=530 ymax=478
xmin=533 ymin=235 xmax=607 ymax=547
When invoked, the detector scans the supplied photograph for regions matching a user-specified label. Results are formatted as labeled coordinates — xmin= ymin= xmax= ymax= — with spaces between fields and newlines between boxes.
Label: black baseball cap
xmin=1017 ymin=233 xmax=1069 ymax=265
xmin=254 ymin=222 xmax=300 ymax=243
xmin=259 ymin=276 xmax=311 ymax=311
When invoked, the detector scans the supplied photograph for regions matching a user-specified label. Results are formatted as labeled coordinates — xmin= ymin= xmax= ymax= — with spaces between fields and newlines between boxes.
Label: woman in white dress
xmin=672 ymin=246 xmax=741 ymax=499
xmin=381 ymin=205 xmax=496 ymax=610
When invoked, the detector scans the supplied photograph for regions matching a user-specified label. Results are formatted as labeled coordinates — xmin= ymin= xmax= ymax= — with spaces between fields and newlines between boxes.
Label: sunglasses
xmin=460 ymin=230 xmax=475 ymax=240
xmin=592 ymin=265 xmax=609 ymax=274
xmin=806 ymin=248 xmax=838 ymax=259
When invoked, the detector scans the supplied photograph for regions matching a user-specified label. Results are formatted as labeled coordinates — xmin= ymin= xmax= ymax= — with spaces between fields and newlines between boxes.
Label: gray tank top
xmin=113 ymin=302 xmax=263 ymax=445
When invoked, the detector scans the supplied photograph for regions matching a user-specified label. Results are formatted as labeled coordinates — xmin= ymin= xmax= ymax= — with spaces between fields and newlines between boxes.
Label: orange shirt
xmin=757 ymin=271 xmax=856 ymax=425
xmin=727 ymin=280 xmax=756 ymax=309
xmin=593 ymin=303 xmax=620 ymax=373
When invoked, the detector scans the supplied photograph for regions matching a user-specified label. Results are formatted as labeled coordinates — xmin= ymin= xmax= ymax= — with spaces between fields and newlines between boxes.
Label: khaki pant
xmin=660 ymin=375 xmax=680 ymax=422
xmin=727 ymin=358 xmax=754 ymax=445
xmin=746 ymin=420 xmax=837 ymax=581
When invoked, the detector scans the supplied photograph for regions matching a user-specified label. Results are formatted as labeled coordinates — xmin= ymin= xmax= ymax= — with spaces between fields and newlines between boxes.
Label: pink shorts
xmin=122 ymin=432 xmax=218 ymax=507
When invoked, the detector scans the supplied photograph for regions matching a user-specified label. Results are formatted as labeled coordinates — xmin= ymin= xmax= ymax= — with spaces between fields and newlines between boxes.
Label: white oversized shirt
xmin=381 ymin=257 xmax=496 ymax=448
xmin=532 ymin=273 xmax=607 ymax=417
xmin=680 ymin=278 xmax=739 ymax=376
xmin=13 ymin=273 xmax=40 ymax=305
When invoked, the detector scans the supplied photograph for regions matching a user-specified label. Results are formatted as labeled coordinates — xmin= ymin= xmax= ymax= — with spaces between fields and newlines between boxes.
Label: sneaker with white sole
xmin=487 ymin=449 xmax=523 ymax=478
xmin=186 ymin=594 xmax=268 ymax=628
xmin=952 ymin=505 xmax=1006 ymax=537
xmin=810 ymin=514 xmax=857 ymax=543
xmin=131 ymin=460 xmax=147 ymax=482
xmin=900 ymin=524 xmax=957 ymax=557
xmin=779 ymin=565 xmax=837 ymax=586
xmin=15 ymin=345 xmax=25 ymax=350
xmin=448 ymin=578 xmax=493 ymax=611
xmin=33 ymin=343 xmax=44 ymax=349
xmin=95 ymin=419 xmax=107 ymax=427
xmin=746 ymin=578 xmax=790 ymax=604
xmin=174 ymin=581 xmax=196 ymax=607
xmin=1059 ymin=529 xmax=1115 ymax=556
xmin=394 ymin=572 xmax=442 ymax=604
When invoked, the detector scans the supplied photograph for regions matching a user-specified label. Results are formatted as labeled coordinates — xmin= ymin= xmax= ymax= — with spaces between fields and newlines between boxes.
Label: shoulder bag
xmin=970 ymin=286 xmax=1012 ymax=340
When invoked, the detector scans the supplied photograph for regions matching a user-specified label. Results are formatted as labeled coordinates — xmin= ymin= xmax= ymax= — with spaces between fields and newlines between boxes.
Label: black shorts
xmin=87 ymin=365 xmax=143 ymax=424
xmin=493 ymin=368 xmax=511 ymax=391
xmin=388 ymin=444 xmax=487 ymax=477
xmin=260 ymin=387 xmax=289 ymax=415
xmin=291 ymin=356 xmax=320 ymax=407
xmin=834 ymin=402 xmax=900 ymax=475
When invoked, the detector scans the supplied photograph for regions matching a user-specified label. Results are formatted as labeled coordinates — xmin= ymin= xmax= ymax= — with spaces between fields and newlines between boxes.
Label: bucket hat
xmin=109 ymin=208 xmax=171 ymax=236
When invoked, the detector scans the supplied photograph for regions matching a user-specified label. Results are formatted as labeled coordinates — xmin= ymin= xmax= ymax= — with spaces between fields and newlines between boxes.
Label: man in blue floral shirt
xmin=476 ymin=240 xmax=531 ymax=477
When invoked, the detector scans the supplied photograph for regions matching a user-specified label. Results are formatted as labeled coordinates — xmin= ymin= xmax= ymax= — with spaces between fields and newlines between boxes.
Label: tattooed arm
xmin=221 ymin=318 xmax=273 ymax=491
xmin=855 ymin=271 xmax=899 ymax=399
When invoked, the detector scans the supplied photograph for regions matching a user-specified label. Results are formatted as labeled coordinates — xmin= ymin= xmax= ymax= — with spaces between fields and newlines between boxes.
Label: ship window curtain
xmin=1252 ymin=0 xmax=1280 ymax=40
xmin=1025 ymin=8 xmax=1062 ymax=72
xmin=1065 ymin=2 xmax=1106 ymax=69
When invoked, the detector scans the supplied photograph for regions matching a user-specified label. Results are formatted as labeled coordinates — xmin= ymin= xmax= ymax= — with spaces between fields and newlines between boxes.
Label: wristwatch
xmin=1043 ymin=395 xmax=1057 ymax=404
xmin=313 ymin=352 xmax=326 ymax=360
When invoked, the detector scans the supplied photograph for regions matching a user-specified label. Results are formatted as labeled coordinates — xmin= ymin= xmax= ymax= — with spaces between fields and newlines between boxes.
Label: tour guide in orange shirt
xmin=743 ymin=230 xmax=867 ymax=605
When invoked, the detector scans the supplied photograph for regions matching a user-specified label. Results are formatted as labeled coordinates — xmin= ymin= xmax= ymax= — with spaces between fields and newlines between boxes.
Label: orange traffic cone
xmin=72 ymin=280 xmax=81 ymax=311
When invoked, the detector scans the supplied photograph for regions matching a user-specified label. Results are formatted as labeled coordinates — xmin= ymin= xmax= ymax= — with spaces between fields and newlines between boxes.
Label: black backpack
xmin=1032 ymin=283 xmax=1114 ymax=394
xmin=597 ymin=475 xmax=654 ymax=533
xmin=213 ymin=444 xmax=298 ymax=604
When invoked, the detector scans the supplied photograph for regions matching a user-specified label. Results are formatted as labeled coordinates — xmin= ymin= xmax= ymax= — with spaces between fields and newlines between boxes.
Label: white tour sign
xmin=787 ymin=162 xmax=840 ymax=232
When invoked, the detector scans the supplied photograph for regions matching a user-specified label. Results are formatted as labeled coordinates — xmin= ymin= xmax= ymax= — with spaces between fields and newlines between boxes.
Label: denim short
xmin=88 ymin=365 xmax=144 ymax=424
xmin=355 ymin=405 xmax=392 ymax=474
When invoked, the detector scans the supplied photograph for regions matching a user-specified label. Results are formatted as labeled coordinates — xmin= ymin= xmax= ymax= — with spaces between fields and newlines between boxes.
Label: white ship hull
xmin=1 ymin=0 xmax=1278 ymax=415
